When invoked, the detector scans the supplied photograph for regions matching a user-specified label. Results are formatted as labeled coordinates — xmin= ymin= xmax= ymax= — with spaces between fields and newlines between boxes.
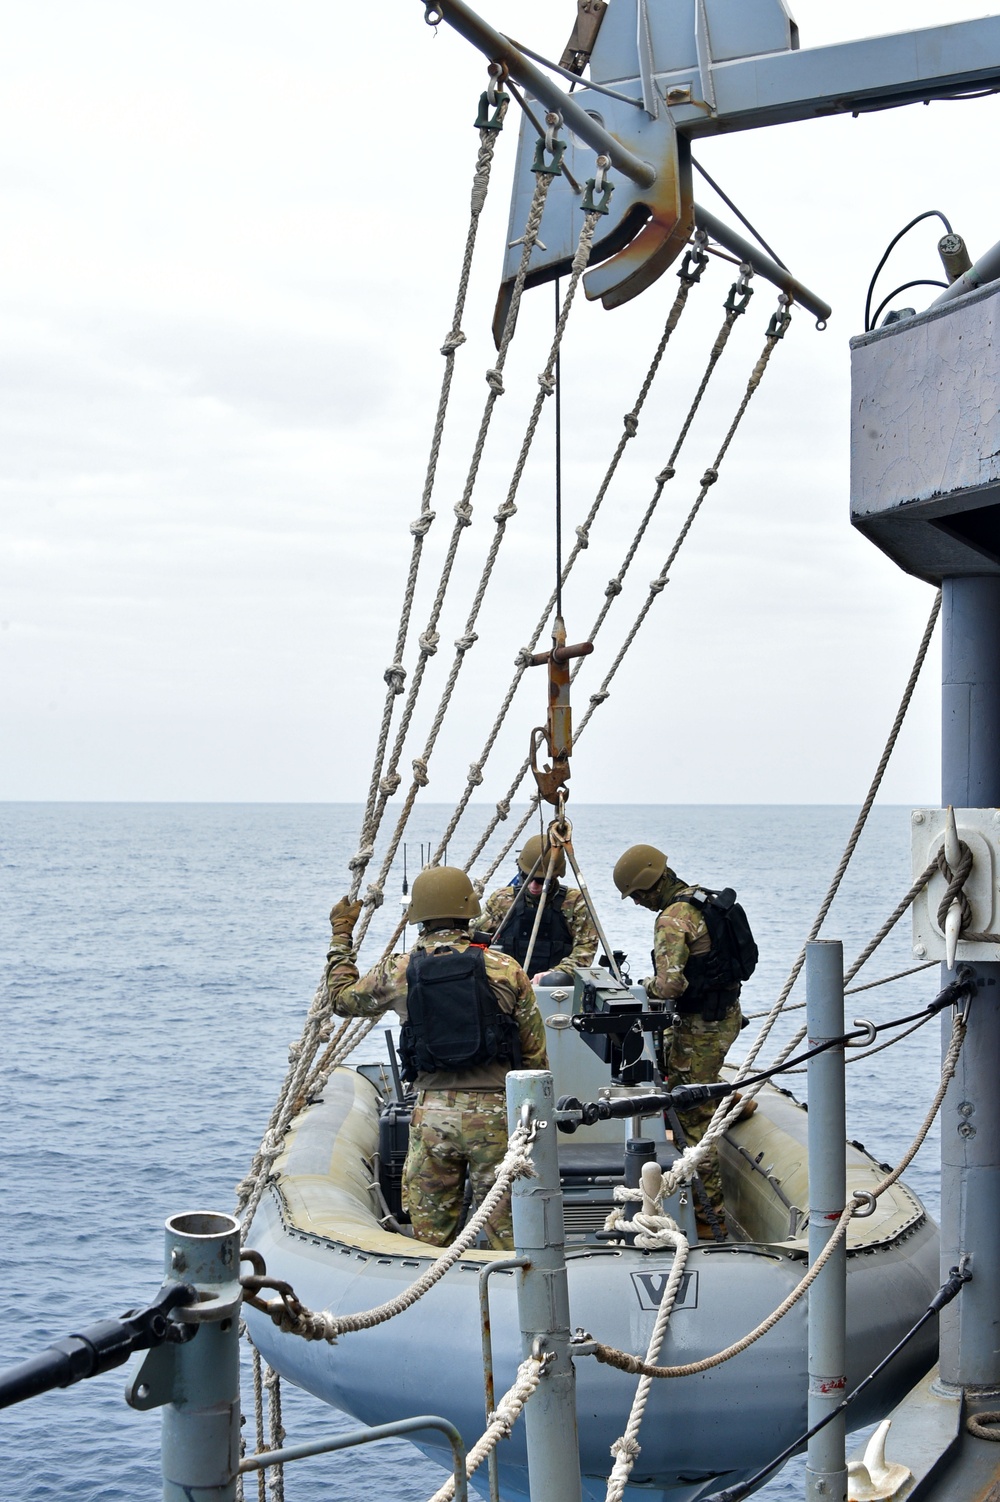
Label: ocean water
xmin=3 ymin=801 xmax=943 ymax=1500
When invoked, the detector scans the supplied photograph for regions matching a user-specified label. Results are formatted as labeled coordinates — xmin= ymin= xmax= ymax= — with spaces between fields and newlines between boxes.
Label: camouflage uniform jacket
xmin=481 ymin=884 xmax=597 ymax=971
xmin=646 ymin=874 xmax=713 ymax=1003
xmin=325 ymin=926 xmax=548 ymax=1092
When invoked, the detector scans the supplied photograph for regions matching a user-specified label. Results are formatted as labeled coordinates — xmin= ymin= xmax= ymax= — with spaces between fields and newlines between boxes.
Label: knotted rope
xmin=585 ymin=1008 xmax=966 ymax=1382
xmin=426 ymin=1353 xmax=553 ymax=1502
xmin=349 ymin=92 xmax=510 ymax=901
xmin=242 ymin=1122 xmax=537 ymax=1342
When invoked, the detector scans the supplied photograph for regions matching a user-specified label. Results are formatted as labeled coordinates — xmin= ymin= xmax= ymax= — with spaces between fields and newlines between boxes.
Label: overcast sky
xmin=3 ymin=1 xmax=997 ymax=808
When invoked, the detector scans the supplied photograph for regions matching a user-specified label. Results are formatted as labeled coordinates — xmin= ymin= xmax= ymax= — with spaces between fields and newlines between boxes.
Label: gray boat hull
xmin=244 ymin=1067 xmax=939 ymax=1501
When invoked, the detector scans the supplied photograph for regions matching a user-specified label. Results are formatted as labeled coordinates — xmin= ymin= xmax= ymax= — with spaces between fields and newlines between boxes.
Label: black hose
xmin=707 ymin=1264 xmax=971 ymax=1502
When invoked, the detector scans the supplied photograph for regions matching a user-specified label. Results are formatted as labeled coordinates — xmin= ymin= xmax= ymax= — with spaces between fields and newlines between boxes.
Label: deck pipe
xmin=940 ymin=576 xmax=1000 ymax=1390
xmin=506 ymin=1069 xmax=583 ymax=1502
xmin=160 ymin=1211 xmax=242 ymax=1501
xmin=805 ymin=940 xmax=848 ymax=1502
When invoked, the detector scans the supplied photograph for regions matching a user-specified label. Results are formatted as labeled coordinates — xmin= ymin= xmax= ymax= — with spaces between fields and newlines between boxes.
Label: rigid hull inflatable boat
xmin=244 ymin=976 xmax=939 ymax=1502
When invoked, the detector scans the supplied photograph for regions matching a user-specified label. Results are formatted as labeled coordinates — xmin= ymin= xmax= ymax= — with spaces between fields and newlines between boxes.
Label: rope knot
xmin=379 ymin=771 xmax=402 ymax=797
xmin=605 ymin=578 xmax=623 ymax=598
xmin=649 ymin=574 xmax=668 ymax=595
xmin=936 ymin=844 xmax=975 ymax=932
xmin=348 ymin=846 xmax=374 ymax=872
xmin=575 ymin=525 xmax=590 ymax=548
xmin=453 ymin=503 xmax=473 ymax=528
xmin=623 ymin=412 xmax=639 ymax=438
xmin=419 ymin=630 xmax=440 ymax=657
xmin=590 ymin=690 xmax=610 ymax=706
xmin=537 ymin=372 xmax=556 ymax=396
xmin=515 ymin=646 xmax=535 ymax=667
xmin=364 ymin=883 xmax=385 ymax=908
xmin=495 ymin=798 xmax=511 ymax=820
xmin=409 ymin=512 xmax=436 ymax=539
xmin=701 ymin=467 xmax=719 ymax=488
xmin=383 ymin=662 xmax=406 ymax=694
xmin=467 ymin=761 xmax=484 ymax=786
xmin=656 ymin=464 xmax=676 ymax=484
xmin=611 ymin=1436 xmax=641 ymax=1461
xmin=440 ymin=330 xmax=466 ymax=355
xmin=494 ymin=501 xmax=517 ymax=523
xmin=454 ymin=632 xmax=479 ymax=654
xmin=485 ymin=367 xmax=505 ymax=395
xmin=412 ymin=757 xmax=430 ymax=788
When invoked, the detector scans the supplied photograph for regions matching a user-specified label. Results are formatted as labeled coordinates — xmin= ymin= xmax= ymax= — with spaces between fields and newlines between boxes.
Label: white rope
xmin=246 ymin=1123 xmax=537 ymax=1341
xmin=604 ymin=1208 xmax=690 ymax=1501
xmin=587 ymin=1008 xmax=966 ymax=1382
xmin=236 ymin=978 xmax=334 ymax=1231
xmin=432 ymin=269 xmax=702 ymax=869
xmin=352 ymin=167 xmax=559 ymax=950
xmin=349 ymin=95 xmax=510 ymax=902
xmin=465 ymin=294 xmax=794 ymax=885
xmin=646 ymin=587 xmax=946 ymax=1197
xmin=360 ymin=203 xmax=602 ymax=961
xmin=426 ymin=1354 xmax=553 ymax=1502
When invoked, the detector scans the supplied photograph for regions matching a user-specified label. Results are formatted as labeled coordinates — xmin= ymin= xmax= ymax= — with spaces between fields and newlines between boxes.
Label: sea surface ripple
xmin=4 ymin=802 xmax=941 ymax=1500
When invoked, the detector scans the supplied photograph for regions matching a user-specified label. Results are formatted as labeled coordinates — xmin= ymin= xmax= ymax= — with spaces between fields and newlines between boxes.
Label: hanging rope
xmin=578 ymin=267 xmax=757 ymax=661
xmin=352 ymin=162 xmax=560 ymax=940
xmin=349 ymin=85 xmax=511 ymax=902
xmin=357 ymin=196 xmax=603 ymax=955
xmin=729 ymin=588 xmax=943 ymax=1087
xmin=594 ymin=585 xmax=943 ymax=1213
xmin=426 ymin=1354 xmax=553 ymax=1502
xmin=604 ymin=1224 xmax=690 ymax=1501
xmin=241 ymin=1122 xmax=537 ymax=1340
xmin=584 ymin=1008 xmax=966 ymax=1381
xmin=468 ymin=292 xmax=794 ymax=892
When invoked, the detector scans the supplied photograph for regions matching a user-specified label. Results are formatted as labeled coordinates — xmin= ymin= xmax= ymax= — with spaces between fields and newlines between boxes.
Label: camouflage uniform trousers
xmin=664 ymin=999 xmax=742 ymax=1215
xmin=402 ymin=1088 xmax=514 ymax=1252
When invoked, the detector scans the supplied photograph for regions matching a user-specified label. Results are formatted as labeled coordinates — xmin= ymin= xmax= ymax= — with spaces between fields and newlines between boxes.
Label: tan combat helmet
xmin=518 ymin=833 xmax=566 ymax=880
xmin=408 ymin=865 xmax=482 ymax=924
xmin=613 ymin=844 xmax=667 ymax=899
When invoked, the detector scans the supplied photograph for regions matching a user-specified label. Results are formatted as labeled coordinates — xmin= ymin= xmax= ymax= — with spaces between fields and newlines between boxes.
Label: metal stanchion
xmin=127 ymin=1210 xmax=243 ymax=1500
xmin=805 ymin=941 xmax=848 ymax=1502
xmin=506 ymin=1069 xmax=582 ymax=1502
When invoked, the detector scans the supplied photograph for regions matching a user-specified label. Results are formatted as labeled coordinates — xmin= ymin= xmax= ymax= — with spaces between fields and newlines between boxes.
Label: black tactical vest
xmin=493 ymin=886 xmax=573 ymax=974
xmin=398 ymin=944 xmax=522 ymax=1083
xmin=668 ymin=887 xmax=757 ymax=1018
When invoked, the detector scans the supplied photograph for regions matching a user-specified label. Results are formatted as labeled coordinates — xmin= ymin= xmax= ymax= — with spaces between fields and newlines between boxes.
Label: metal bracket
xmin=911 ymin=808 xmax=1000 ymax=964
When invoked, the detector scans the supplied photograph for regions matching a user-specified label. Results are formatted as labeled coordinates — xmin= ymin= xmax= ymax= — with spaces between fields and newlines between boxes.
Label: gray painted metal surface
xmin=939 ymin=577 xmax=1000 ymax=1392
xmin=238 ymin=1416 xmax=469 ymax=1499
xmin=125 ymin=1211 xmax=243 ymax=1501
xmin=850 ymin=252 xmax=1000 ymax=1490
xmin=805 ymin=941 xmax=848 ymax=1502
xmin=850 ymin=281 xmax=1000 ymax=583
xmin=477 ymin=0 xmax=1000 ymax=316
xmin=506 ymin=1071 xmax=582 ymax=1502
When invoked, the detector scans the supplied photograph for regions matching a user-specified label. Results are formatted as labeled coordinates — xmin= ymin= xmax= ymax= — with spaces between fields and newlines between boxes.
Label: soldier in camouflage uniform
xmin=613 ymin=844 xmax=744 ymax=1236
xmin=483 ymin=834 xmax=597 ymax=982
xmin=325 ymin=868 xmax=547 ymax=1251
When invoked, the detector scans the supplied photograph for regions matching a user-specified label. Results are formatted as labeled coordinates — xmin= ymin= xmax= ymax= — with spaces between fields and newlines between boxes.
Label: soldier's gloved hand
xmin=330 ymin=896 xmax=363 ymax=942
xmin=533 ymin=969 xmax=573 ymax=987
xmin=638 ymin=976 xmax=655 ymax=995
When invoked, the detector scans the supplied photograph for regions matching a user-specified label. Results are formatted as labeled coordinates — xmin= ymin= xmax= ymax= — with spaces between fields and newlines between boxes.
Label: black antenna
xmin=402 ymin=843 xmax=408 ymax=896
